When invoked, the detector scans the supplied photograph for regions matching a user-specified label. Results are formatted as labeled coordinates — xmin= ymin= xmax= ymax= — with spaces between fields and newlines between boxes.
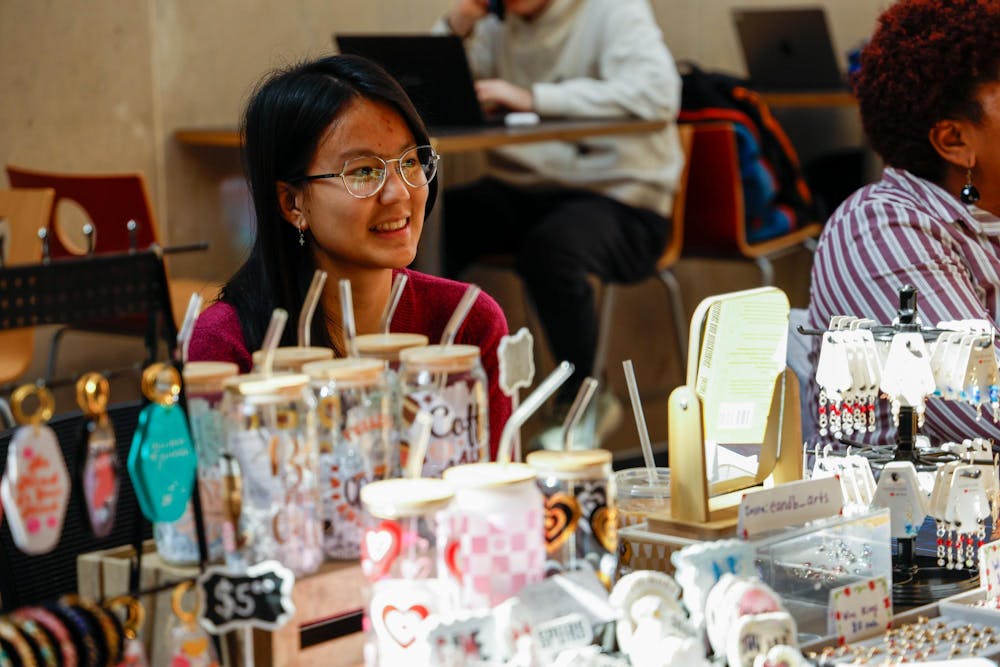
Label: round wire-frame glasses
xmin=293 ymin=144 xmax=439 ymax=199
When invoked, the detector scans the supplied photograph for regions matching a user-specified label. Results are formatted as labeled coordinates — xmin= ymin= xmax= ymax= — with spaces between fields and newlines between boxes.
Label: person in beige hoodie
xmin=435 ymin=0 xmax=683 ymax=448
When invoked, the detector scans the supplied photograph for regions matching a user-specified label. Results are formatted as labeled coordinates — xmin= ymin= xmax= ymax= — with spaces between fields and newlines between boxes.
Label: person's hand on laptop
xmin=475 ymin=79 xmax=533 ymax=112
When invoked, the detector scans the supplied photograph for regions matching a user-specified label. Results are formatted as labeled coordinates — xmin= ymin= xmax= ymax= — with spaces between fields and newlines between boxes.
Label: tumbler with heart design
xmin=441 ymin=462 xmax=546 ymax=609
xmin=525 ymin=449 xmax=618 ymax=587
xmin=360 ymin=477 xmax=459 ymax=666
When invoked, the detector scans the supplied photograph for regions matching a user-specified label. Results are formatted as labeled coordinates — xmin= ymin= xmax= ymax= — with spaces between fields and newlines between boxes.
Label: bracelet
xmin=0 ymin=638 xmax=16 ymax=667
xmin=8 ymin=616 xmax=57 ymax=667
xmin=61 ymin=595 xmax=121 ymax=667
xmin=13 ymin=608 xmax=77 ymax=667
xmin=0 ymin=619 xmax=38 ymax=667
xmin=44 ymin=601 xmax=100 ymax=667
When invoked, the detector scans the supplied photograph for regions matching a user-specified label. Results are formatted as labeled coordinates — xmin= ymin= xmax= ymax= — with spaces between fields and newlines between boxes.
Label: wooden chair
xmin=6 ymin=166 xmax=218 ymax=379
xmin=678 ymin=121 xmax=822 ymax=286
xmin=0 ymin=187 xmax=55 ymax=384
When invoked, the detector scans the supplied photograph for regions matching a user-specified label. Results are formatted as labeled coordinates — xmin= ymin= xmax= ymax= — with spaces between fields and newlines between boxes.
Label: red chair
xmin=679 ymin=122 xmax=821 ymax=285
xmin=6 ymin=166 xmax=218 ymax=379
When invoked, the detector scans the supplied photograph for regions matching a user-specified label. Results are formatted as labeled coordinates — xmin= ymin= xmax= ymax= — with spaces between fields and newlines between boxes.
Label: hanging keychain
xmin=76 ymin=372 xmax=120 ymax=538
xmin=106 ymin=595 xmax=148 ymax=667
xmin=0 ymin=384 xmax=71 ymax=555
xmin=127 ymin=363 xmax=198 ymax=523
xmin=169 ymin=582 xmax=219 ymax=667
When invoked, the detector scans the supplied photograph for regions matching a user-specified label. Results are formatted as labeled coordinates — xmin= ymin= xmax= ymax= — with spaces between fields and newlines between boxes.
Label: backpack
xmin=678 ymin=62 xmax=816 ymax=244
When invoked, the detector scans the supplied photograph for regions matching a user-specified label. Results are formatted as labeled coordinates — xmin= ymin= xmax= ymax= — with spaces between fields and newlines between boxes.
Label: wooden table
xmin=759 ymin=90 xmax=856 ymax=109
xmin=175 ymin=117 xmax=668 ymax=155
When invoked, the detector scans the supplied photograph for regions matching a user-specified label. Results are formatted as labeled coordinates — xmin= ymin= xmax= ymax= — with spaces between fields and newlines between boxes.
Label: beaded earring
xmin=298 ymin=220 xmax=306 ymax=246
xmin=961 ymin=168 xmax=981 ymax=205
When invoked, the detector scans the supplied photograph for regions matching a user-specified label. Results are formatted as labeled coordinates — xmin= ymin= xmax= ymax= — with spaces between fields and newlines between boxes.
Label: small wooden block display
xmin=77 ymin=541 xmax=365 ymax=666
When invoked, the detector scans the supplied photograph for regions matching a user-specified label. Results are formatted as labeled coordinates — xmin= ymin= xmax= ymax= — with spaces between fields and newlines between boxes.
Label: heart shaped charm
xmin=544 ymin=492 xmax=581 ymax=554
xmin=590 ymin=505 xmax=616 ymax=553
xmin=444 ymin=539 xmax=463 ymax=582
xmin=361 ymin=520 xmax=402 ymax=581
xmin=382 ymin=604 xmax=429 ymax=649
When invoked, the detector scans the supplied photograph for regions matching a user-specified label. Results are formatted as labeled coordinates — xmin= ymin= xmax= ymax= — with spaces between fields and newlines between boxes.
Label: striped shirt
xmin=806 ymin=167 xmax=1000 ymax=446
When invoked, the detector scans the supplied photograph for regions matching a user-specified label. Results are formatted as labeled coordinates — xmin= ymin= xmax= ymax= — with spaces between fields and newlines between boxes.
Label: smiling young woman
xmin=188 ymin=54 xmax=512 ymax=456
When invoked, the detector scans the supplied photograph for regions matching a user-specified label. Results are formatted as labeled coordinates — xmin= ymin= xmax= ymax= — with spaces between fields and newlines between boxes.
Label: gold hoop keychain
xmin=127 ymin=363 xmax=198 ymax=523
xmin=0 ymin=384 xmax=71 ymax=555
xmin=169 ymin=582 xmax=218 ymax=667
xmin=105 ymin=596 xmax=149 ymax=667
xmin=76 ymin=372 xmax=120 ymax=538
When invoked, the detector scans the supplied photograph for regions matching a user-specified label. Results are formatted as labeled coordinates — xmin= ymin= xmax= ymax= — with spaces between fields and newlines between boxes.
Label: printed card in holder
xmin=737 ymin=476 xmax=844 ymax=539
xmin=828 ymin=576 xmax=892 ymax=645
xmin=979 ymin=541 xmax=1000 ymax=598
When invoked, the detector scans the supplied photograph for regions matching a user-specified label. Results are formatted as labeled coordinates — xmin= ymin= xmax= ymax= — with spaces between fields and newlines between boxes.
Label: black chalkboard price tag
xmin=197 ymin=561 xmax=297 ymax=633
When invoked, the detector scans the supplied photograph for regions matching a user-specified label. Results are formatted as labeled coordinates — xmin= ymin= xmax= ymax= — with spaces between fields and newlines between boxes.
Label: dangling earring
xmin=298 ymin=220 xmax=305 ymax=247
xmin=961 ymin=168 xmax=981 ymax=205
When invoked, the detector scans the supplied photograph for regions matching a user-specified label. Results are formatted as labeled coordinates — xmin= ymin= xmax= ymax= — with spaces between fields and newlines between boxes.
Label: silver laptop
xmin=732 ymin=7 xmax=846 ymax=92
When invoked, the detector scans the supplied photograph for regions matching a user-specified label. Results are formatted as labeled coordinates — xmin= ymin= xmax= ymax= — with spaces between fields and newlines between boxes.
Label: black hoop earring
xmin=961 ymin=168 xmax=980 ymax=205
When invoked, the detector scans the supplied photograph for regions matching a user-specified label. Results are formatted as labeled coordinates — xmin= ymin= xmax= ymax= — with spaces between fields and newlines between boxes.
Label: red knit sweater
xmin=188 ymin=268 xmax=512 ymax=458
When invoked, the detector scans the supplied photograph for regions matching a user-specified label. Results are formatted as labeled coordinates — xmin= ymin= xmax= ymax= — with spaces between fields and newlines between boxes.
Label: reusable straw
xmin=440 ymin=284 xmax=482 ymax=346
xmin=298 ymin=270 xmax=328 ymax=347
xmin=623 ymin=359 xmax=657 ymax=484
xmin=406 ymin=411 xmax=434 ymax=479
xmin=379 ymin=272 xmax=409 ymax=334
xmin=258 ymin=308 xmax=289 ymax=377
xmin=339 ymin=279 xmax=358 ymax=357
xmin=562 ymin=377 xmax=599 ymax=451
xmin=497 ymin=361 xmax=575 ymax=463
xmin=177 ymin=292 xmax=203 ymax=364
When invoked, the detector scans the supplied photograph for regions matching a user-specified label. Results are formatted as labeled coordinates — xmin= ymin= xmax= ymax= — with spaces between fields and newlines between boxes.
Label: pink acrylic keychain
xmin=76 ymin=372 xmax=119 ymax=538
xmin=0 ymin=384 xmax=71 ymax=554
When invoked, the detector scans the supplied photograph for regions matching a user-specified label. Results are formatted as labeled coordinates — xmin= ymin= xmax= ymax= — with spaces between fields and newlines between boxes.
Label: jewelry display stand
xmin=798 ymin=285 xmax=980 ymax=608
xmin=646 ymin=287 xmax=803 ymax=539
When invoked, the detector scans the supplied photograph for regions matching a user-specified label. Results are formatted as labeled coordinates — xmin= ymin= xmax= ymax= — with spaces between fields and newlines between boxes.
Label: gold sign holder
xmin=647 ymin=287 xmax=803 ymax=540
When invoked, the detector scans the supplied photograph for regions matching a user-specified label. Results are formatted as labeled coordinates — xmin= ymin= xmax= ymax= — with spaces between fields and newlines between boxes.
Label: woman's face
xmin=968 ymin=80 xmax=1000 ymax=215
xmin=298 ymin=98 xmax=428 ymax=273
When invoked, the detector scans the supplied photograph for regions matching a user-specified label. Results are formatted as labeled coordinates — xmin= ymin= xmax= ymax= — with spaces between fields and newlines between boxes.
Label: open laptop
xmin=335 ymin=34 xmax=501 ymax=129
xmin=732 ymin=7 xmax=846 ymax=92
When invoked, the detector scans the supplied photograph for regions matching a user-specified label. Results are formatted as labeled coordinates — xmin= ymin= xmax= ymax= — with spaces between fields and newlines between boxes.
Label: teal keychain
xmin=128 ymin=363 xmax=198 ymax=523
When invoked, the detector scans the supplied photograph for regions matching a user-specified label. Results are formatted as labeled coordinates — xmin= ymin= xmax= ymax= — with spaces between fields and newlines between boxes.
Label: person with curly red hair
xmin=805 ymin=0 xmax=1000 ymax=446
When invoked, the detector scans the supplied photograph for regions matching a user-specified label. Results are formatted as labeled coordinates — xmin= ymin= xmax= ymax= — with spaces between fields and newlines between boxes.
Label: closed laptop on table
xmin=732 ymin=7 xmax=846 ymax=92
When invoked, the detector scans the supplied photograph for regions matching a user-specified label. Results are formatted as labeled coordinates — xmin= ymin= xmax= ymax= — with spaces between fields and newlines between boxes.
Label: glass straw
xmin=440 ymin=284 xmax=481 ymax=346
xmin=339 ymin=279 xmax=358 ymax=357
xmin=379 ymin=272 xmax=409 ymax=334
xmin=298 ymin=270 xmax=328 ymax=347
xmin=406 ymin=411 xmax=434 ymax=479
xmin=177 ymin=292 xmax=203 ymax=364
xmin=623 ymin=359 xmax=657 ymax=484
xmin=562 ymin=377 xmax=599 ymax=451
xmin=497 ymin=361 xmax=574 ymax=463
xmin=258 ymin=308 xmax=289 ymax=377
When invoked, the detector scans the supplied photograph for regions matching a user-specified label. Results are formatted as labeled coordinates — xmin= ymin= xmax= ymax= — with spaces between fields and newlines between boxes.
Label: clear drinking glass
xmin=220 ymin=372 xmax=323 ymax=576
xmin=303 ymin=358 xmax=396 ymax=560
xmin=526 ymin=449 xmax=618 ymax=587
xmin=398 ymin=344 xmax=489 ymax=478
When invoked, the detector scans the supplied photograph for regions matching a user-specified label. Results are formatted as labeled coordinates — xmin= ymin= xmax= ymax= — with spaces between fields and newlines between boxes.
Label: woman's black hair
xmin=220 ymin=54 xmax=437 ymax=354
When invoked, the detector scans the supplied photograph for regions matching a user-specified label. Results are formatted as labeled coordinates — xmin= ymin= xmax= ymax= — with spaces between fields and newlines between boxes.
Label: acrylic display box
xmin=619 ymin=507 xmax=892 ymax=641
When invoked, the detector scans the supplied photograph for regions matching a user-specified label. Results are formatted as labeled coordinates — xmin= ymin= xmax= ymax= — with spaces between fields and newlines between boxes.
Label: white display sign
xmin=737 ymin=477 xmax=844 ymax=538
